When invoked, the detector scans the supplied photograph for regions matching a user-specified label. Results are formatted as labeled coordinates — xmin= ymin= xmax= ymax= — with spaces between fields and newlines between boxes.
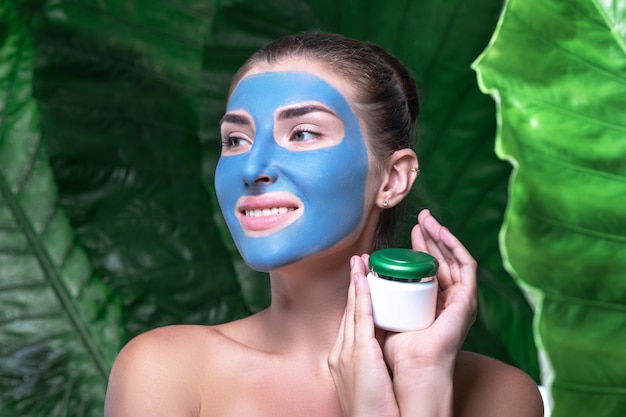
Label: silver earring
xmin=410 ymin=167 xmax=420 ymax=173
xmin=383 ymin=200 xmax=389 ymax=208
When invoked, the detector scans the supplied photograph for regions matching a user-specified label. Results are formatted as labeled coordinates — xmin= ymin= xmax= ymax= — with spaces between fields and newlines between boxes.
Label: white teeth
xmin=245 ymin=207 xmax=293 ymax=217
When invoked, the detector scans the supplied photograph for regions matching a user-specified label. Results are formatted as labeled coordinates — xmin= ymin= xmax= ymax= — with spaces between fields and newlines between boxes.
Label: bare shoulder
xmin=453 ymin=350 xmax=544 ymax=417
xmin=104 ymin=325 xmax=225 ymax=417
xmin=108 ymin=324 xmax=222 ymax=373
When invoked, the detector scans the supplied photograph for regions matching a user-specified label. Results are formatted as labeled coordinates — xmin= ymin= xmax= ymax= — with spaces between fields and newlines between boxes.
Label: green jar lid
xmin=369 ymin=248 xmax=439 ymax=280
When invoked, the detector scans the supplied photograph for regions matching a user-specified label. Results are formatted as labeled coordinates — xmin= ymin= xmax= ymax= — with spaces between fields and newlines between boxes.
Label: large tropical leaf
xmin=0 ymin=2 xmax=121 ymax=415
xmin=30 ymin=0 xmax=254 ymax=338
xmin=473 ymin=0 xmax=626 ymax=415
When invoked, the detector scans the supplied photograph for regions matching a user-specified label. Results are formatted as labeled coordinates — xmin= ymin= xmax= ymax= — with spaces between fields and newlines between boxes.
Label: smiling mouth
xmin=238 ymin=206 xmax=301 ymax=236
xmin=236 ymin=195 xmax=303 ymax=237
xmin=244 ymin=207 xmax=296 ymax=217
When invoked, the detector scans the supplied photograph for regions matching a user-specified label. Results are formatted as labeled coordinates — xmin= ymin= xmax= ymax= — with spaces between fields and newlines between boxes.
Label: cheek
xmin=214 ymin=156 xmax=243 ymax=216
xmin=304 ymin=146 xmax=369 ymax=213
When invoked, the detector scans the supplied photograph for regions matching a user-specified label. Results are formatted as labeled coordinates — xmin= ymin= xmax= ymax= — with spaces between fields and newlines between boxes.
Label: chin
xmin=244 ymin=259 xmax=296 ymax=273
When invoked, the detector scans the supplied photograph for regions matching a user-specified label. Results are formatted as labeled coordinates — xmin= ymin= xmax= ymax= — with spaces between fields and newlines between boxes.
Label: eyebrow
xmin=220 ymin=113 xmax=251 ymax=126
xmin=277 ymin=104 xmax=337 ymax=120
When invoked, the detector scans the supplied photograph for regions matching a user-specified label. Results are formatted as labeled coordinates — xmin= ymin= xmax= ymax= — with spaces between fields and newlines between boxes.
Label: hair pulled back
xmin=230 ymin=32 xmax=420 ymax=250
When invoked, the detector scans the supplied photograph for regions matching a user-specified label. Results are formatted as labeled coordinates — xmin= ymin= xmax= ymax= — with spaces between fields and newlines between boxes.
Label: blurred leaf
xmin=0 ymin=2 xmax=121 ymax=415
xmin=473 ymin=0 xmax=626 ymax=415
xmin=30 ymin=0 xmax=254 ymax=339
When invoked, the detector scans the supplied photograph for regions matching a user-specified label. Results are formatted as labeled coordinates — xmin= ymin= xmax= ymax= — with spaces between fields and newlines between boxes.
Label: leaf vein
xmin=509 ymin=8 xmax=626 ymax=84
xmin=533 ymin=211 xmax=626 ymax=244
xmin=0 ymin=170 xmax=109 ymax=382
xmin=504 ymin=90 xmax=626 ymax=132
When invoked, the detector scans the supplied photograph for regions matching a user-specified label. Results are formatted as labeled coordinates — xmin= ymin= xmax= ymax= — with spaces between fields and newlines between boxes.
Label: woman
xmin=105 ymin=32 xmax=543 ymax=417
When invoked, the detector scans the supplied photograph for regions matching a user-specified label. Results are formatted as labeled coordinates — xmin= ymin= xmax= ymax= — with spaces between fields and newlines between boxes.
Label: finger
xmin=416 ymin=212 xmax=454 ymax=284
xmin=353 ymin=267 xmax=375 ymax=341
xmin=411 ymin=225 xmax=427 ymax=253
xmin=341 ymin=255 xmax=361 ymax=348
xmin=417 ymin=210 xmax=448 ymax=256
xmin=418 ymin=211 xmax=449 ymax=262
xmin=420 ymin=212 xmax=454 ymax=260
xmin=439 ymin=230 xmax=470 ymax=288
xmin=411 ymin=211 xmax=428 ymax=252
xmin=331 ymin=257 xmax=357 ymax=354
xmin=418 ymin=211 xmax=476 ymax=292
xmin=330 ymin=264 xmax=352 ymax=366
xmin=360 ymin=253 xmax=371 ymax=275
xmin=330 ymin=304 xmax=347 ymax=363
xmin=439 ymin=226 xmax=476 ymax=270
xmin=421 ymin=212 xmax=473 ymax=270
xmin=430 ymin=222 xmax=477 ymax=288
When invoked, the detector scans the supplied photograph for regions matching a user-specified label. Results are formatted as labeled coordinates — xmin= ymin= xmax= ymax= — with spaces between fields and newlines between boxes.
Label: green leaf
xmin=0 ymin=2 xmax=121 ymax=415
xmin=31 ymin=0 xmax=255 ymax=338
xmin=473 ymin=0 xmax=626 ymax=415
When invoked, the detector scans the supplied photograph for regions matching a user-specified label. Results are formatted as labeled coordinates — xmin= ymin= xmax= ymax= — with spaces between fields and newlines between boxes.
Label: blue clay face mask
xmin=215 ymin=70 xmax=369 ymax=271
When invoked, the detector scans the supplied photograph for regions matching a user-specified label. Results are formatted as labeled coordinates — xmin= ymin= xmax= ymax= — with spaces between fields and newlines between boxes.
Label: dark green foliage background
xmin=1 ymin=0 xmax=542 ymax=415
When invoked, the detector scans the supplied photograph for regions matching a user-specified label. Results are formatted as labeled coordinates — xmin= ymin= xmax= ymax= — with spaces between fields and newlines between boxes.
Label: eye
xmin=221 ymin=134 xmax=252 ymax=152
xmin=291 ymin=129 xmax=318 ymax=142
xmin=219 ymin=112 xmax=254 ymax=153
xmin=222 ymin=136 xmax=242 ymax=147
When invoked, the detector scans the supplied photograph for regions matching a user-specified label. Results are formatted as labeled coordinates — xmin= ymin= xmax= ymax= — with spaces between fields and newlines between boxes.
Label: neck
xmin=248 ymin=207 xmax=380 ymax=360
xmin=261 ymin=254 xmax=351 ymax=356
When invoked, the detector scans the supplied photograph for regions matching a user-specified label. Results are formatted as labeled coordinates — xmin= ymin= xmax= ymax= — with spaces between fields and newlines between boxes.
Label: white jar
xmin=367 ymin=248 xmax=438 ymax=332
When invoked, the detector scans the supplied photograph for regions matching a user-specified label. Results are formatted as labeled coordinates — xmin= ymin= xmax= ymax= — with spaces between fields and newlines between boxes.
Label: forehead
xmin=227 ymin=71 xmax=349 ymax=115
xmin=231 ymin=59 xmax=357 ymax=107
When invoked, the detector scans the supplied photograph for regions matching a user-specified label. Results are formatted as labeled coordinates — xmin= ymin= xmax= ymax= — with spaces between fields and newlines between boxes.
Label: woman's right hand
xmin=328 ymin=255 xmax=400 ymax=417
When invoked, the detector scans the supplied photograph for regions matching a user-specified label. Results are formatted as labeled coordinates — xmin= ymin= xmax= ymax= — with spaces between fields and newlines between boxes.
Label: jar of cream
xmin=367 ymin=248 xmax=439 ymax=332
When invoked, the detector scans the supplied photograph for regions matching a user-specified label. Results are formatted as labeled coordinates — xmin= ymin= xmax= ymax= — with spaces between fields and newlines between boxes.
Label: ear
xmin=376 ymin=148 xmax=419 ymax=209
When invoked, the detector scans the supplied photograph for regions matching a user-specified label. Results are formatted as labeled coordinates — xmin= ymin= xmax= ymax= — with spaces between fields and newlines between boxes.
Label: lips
xmin=236 ymin=193 xmax=303 ymax=236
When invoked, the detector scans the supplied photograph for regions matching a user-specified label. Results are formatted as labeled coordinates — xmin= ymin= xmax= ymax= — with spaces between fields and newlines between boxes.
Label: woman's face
xmin=215 ymin=61 xmax=374 ymax=272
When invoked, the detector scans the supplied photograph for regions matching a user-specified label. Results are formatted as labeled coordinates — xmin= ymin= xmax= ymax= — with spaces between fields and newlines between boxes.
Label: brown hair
xmin=230 ymin=32 xmax=420 ymax=250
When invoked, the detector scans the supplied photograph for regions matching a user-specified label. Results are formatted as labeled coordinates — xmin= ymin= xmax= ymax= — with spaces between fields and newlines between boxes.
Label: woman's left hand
xmin=330 ymin=209 xmax=477 ymax=417
xmin=381 ymin=209 xmax=478 ymax=416
xmin=383 ymin=209 xmax=477 ymax=372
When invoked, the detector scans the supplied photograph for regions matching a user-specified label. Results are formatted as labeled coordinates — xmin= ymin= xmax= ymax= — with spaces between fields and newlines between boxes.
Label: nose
xmin=242 ymin=169 xmax=277 ymax=186
xmin=241 ymin=141 xmax=279 ymax=186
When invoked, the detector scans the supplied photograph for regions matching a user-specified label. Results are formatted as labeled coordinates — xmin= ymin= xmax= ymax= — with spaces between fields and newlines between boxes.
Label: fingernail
xmin=350 ymin=256 xmax=356 ymax=268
